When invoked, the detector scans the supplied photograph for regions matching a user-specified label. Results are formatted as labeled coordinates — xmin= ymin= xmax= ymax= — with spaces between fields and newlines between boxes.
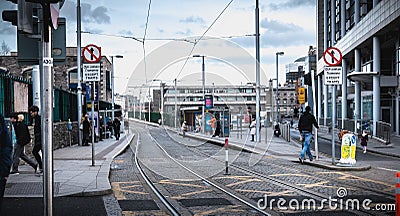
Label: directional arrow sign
xmin=323 ymin=47 xmax=343 ymax=66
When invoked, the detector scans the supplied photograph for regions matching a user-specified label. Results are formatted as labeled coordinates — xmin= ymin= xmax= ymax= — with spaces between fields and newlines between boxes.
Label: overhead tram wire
xmin=174 ymin=0 xmax=234 ymax=80
xmin=142 ymin=0 xmax=152 ymax=84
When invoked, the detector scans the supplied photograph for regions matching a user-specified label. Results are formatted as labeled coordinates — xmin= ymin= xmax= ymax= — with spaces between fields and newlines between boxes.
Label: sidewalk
xmin=4 ymin=132 xmax=134 ymax=198
xmin=180 ymin=127 xmax=371 ymax=171
xmin=317 ymin=126 xmax=400 ymax=158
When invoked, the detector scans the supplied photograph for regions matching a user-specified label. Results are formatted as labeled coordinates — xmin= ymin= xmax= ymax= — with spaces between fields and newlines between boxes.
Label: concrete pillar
xmin=318 ymin=75 xmax=322 ymax=123
xmin=396 ymin=39 xmax=400 ymax=135
xmin=324 ymin=76 xmax=328 ymax=126
xmin=331 ymin=0 xmax=336 ymax=44
xmin=373 ymin=36 xmax=381 ymax=136
xmin=355 ymin=0 xmax=360 ymax=24
xmin=324 ymin=0 xmax=328 ymax=49
xmin=340 ymin=0 xmax=346 ymax=38
xmin=342 ymin=59 xmax=347 ymax=127
xmin=354 ymin=49 xmax=361 ymax=133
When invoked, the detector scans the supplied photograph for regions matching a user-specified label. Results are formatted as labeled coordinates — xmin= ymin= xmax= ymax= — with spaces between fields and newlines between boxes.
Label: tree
xmin=0 ymin=41 xmax=11 ymax=56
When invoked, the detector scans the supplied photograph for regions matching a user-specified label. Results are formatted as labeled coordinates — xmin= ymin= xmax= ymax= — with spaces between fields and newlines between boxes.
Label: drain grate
xmin=5 ymin=182 xmax=60 ymax=196
xmin=118 ymin=200 xmax=160 ymax=211
xmin=179 ymin=198 xmax=232 ymax=207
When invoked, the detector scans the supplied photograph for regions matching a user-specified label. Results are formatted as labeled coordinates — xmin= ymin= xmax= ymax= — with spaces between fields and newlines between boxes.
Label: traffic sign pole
xmin=324 ymin=47 xmax=343 ymax=165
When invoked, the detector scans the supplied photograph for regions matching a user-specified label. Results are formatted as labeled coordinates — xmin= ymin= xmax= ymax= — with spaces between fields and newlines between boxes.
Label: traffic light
xmin=304 ymin=73 xmax=312 ymax=86
xmin=2 ymin=0 xmax=33 ymax=34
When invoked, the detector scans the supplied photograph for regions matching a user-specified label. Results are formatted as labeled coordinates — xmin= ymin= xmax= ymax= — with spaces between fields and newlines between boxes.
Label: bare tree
xmin=0 ymin=41 xmax=11 ymax=56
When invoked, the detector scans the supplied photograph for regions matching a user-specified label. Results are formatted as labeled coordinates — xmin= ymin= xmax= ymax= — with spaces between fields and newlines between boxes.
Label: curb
xmin=292 ymin=159 xmax=371 ymax=171
xmin=318 ymin=135 xmax=400 ymax=158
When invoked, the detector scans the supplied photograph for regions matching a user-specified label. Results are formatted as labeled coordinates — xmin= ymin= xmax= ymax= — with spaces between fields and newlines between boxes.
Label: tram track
xmin=147 ymin=125 xmax=394 ymax=215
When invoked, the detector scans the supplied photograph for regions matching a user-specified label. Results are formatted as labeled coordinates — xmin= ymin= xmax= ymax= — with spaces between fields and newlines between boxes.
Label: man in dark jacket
xmin=29 ymin=106 xmax=43 ymax=175
xmin=298 ymin=106 xmax=319 ymax=164
xmin=113 ymin=118 xmax=121 ymax=140
xmin=0 ymin=113 xmax=13 ymax=211
xmin=10 ymin=114 xmax=38 ymax=175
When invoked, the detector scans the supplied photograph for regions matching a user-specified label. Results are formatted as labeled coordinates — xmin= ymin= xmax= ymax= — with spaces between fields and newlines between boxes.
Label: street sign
xmin=82 ymin=44 xmax=101 ymax=63
xmin=298 ymin=87 xmax=306 ymax=104
xmin=324 ymin=66 xmax=343 ymax=85
xmin=83 ymin=63 xmax=101 ymax=82
xmin=323 ymin=47 xmax=342 ymax=66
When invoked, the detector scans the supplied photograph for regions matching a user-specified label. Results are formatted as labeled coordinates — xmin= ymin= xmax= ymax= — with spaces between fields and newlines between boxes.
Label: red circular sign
xmin=82 ymin=44 xmax=102 ymax=63
xmin=323 ymin=47 xmax=342 ymax=66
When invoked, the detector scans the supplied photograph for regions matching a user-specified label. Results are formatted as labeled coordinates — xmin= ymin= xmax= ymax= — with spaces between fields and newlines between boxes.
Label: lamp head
xmin=276 ymin=52 xmax=284 ymax=56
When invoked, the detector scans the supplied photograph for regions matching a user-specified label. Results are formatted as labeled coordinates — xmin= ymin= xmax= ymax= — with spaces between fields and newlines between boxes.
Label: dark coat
xmin=15 ymin=121 xmax=31 ymax=146
xmin=33 ymin=115 xmax=41 ymax=144
xmin=299 ymin=112 xmax=319 ymax=133
xmin=0 ymin=114 xmax=13 ymax=178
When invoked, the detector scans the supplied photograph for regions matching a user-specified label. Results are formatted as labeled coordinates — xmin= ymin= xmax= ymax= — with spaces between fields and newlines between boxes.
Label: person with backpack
xmin=10 ymin=114 xmax=38 ymax=175
xmin=298 ymin=106 xmax=319 ymax=164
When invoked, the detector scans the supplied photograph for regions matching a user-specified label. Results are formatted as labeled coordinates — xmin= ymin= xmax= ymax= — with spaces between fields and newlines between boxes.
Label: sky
xmin=0 ymin=0 xmax=316 ymax=96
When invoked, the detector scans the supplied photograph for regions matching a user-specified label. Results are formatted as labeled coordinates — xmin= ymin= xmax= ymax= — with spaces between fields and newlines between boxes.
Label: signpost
xmin=324 ymin=47 xmax=343 ymax=165
xmin=82 ymin=44 xmax=101 ymax=166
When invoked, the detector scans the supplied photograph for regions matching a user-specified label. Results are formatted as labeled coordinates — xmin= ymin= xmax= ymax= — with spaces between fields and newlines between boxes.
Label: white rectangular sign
xmin=83 ymin=63 xmax=101 ymax=82
xmin=324 ymin=66 xmax=342 ymax=85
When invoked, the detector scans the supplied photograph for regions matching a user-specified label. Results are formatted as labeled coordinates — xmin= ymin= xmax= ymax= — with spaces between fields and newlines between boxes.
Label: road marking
xmin=159 ymin=179 xmax=206 ymax=188
xmin=377 ymin=167 xmax=400 ymax=172
xmin=297 ymin=181 xmax=337 ymax=189
xmin=226 ymin=178 xmax=262 ymax=187
xmin=171 ymin=189 xmax=213 ymax=199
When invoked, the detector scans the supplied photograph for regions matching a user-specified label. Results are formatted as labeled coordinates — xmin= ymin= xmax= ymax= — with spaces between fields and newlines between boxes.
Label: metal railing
xmin=376 ymin=121 xmax=391 ymax=144
xmin=280 ymin=123 xmax=290 ymax=142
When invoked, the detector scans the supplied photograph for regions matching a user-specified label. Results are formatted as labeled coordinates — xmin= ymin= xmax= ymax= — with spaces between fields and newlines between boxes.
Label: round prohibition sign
xmin=82 ymin=44 xmax=102 ymax=63
xmin=323 ymin=47 xmax=342 ymax=66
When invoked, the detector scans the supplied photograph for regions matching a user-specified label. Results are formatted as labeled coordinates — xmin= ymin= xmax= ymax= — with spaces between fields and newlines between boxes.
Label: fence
xmin=376 ymin=121 xmax=391 ymax=144
xmin=0 ymin=73 xmax=104 ymax=122
xmin=279 ymin=123 xmax=291 ymax=142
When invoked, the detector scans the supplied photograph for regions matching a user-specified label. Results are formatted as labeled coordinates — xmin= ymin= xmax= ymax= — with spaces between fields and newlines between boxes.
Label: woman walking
xmin=360 ymin=130 xmax=369 ymax=153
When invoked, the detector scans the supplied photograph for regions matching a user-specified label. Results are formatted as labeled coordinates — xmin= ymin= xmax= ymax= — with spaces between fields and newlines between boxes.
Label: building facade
xmin=317 ymin=0 xmax=400 ymax=136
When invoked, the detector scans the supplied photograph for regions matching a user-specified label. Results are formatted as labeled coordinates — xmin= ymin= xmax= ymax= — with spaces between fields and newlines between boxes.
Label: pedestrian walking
xmin=113 ymin=117 xmax=121 ymax=140
xmin=10 ymin=114 xmax=38 ymax=175
xmin=82 ymin=114 xmax=91 ymax=146
xmin=107 ymin=118 xmax=113 ymax=138
xmin=0 ymin=114 xmax=13 ymax=211
xmin=99 ymin=116 xmax=104 ymax=141
xmin=181 ymin=121 xmax=188 ymax=136
xmin=249 ymin=118 xmax=256 ymax=142
xmin=298 ymin=106 xmax=319 ymax=164
xmin=29 ymin=106 xmax=43 ymax=175
xmin=360 ymin=130 xmax=368 ymax=153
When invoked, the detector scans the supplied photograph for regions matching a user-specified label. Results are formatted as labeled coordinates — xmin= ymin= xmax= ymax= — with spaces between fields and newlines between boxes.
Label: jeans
xmin=32 ymin=141 xmax=42 ymax=170
xmin=300 ymin=132 xmax=313 ymax=160
xmin=12 ymin=144 xmax=37 ymax=172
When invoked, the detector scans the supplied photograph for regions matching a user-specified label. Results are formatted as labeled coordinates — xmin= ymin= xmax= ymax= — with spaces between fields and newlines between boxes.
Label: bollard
xmin=397 ymin=172 xmax=400 ymax=216
xmin=224 ymin=138 xmax=229 ymax=175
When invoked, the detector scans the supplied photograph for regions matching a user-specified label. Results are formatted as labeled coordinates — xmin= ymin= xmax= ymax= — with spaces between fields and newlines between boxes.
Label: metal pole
xmin=91 ymin=82 xmax=95 ymax=166
xmin=202 ymin=56 xmax=205 ymax=134
xmin=42 ymin=20 xmax=53 ymax=216
xmin=174 ymin=79 xmax=177 ymax=128
xmin=311 ymin=70 xmax=319 ymax=160
xmin=160 ymin=83 xmax=164 ymax=125
xmin=77 ymin=0 xmax=83 ymax=146
xmin=276 ymin=54 xmax=279 ymax=124
xmin=111 ymin=56 xmax=115 ymax=122
xmin=255 ymin=0 xmax=261 ymax=142
xmin=148 ymin=96 xmax=151 ymax=122
xmin=139 ymin=89 xmax=142 ymax=120
xmin=332 ymin=86 xmax=336 ymax=165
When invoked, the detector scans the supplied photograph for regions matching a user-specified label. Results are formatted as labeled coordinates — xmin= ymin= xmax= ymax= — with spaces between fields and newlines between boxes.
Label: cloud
xmin=269 ymin=0 xmax=315 ymax=10
xmin=179 ymin=16 xmax=206 ymax=25
xmin=83 ymin=27 xmax=103 ymax=34
xmin=232 ymin=18 xmax=314 ymax=48
xmin=176 ymin=29 xmax=193 ymax=36
xmin=260 ymin=17 xmax=302 ymax=33
xmin=60 ymin=1 xmax=110 ymax=24
xmin=119 ymin=30 xmax=135 ymax=36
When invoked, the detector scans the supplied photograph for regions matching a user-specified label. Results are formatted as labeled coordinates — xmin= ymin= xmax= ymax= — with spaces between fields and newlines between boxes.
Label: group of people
xmin=0 ymin=106 xmax=43 ymax=211
xmin=80 ymin=115 xmax=121 ymax=146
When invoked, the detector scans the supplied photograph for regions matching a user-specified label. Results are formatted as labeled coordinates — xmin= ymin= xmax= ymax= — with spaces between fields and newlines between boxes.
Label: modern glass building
xmin=317 ymin=0 xmax=400 ymax=136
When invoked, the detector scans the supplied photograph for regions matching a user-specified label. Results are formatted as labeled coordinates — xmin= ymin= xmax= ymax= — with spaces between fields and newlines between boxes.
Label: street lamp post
xmin=193 ymin=55 xmax=205 ymax=134
xmin=111 ymin=55 xmax=123 ymax=122
xmin=174 ymin=78 xmax=177 ymax=129
xmin=275 ymin=52 xmax=284 ymax=124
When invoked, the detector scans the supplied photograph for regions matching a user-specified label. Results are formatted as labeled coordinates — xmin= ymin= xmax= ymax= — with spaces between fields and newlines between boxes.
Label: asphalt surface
xmin=1 ymin=197 xmax=107 ymax=216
